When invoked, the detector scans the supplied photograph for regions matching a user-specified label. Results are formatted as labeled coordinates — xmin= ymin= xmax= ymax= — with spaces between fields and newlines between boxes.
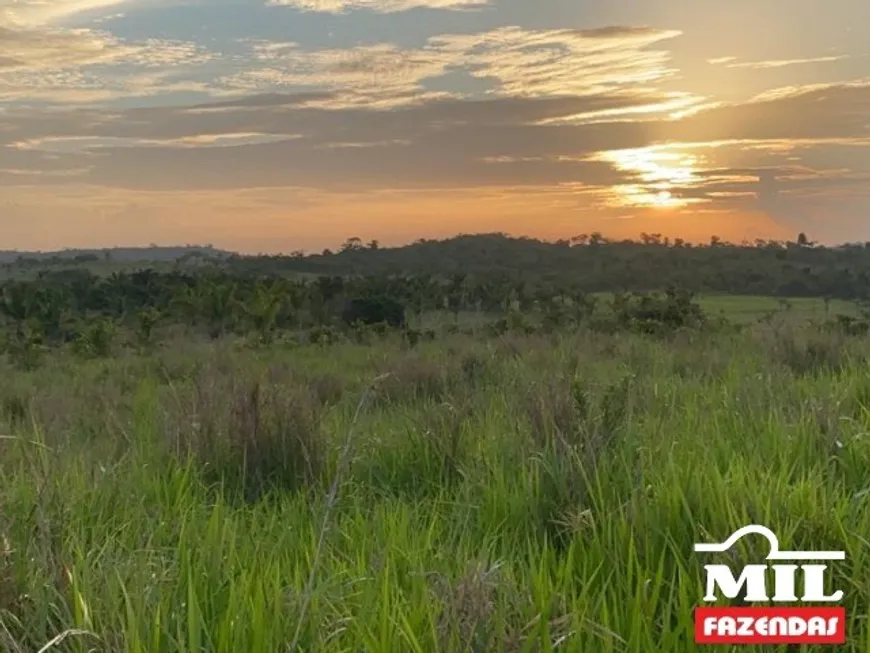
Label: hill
xmin=4 ymin=232 xmax=870 ymax=300
xmin=228 ymin=233 xmax=870 ymax=300
xmin=0 ymin=245 xmax=230 ymax=264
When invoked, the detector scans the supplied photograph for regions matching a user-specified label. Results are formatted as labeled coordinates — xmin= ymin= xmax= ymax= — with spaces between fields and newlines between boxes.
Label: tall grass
xmin=0 ymin=326 xmax=869 ymax=651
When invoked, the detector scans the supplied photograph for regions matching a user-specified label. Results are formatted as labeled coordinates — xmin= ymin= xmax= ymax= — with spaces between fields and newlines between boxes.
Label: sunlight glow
xmin=596 ymin=146 xmax=708 ymax=209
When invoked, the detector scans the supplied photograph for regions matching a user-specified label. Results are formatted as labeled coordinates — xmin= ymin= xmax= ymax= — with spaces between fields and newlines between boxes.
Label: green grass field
xmin=586 ymin=293 xmax=860 ymax=325
xmin=696 ymin=295 xmax=859 ymax=324
xmin=1 ymin=319 xmax=869 ymax=652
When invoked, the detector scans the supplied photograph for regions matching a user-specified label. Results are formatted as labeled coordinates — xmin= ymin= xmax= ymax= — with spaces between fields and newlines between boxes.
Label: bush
xmin=341 ymin=295 xmax=406 ymax=329
xmin=608 ymin=288 xmax=707 ymax=335
xmin=72 ymin=317 xmax=116 ymax=358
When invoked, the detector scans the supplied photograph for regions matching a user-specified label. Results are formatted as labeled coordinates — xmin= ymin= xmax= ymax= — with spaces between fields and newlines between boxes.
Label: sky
xmin=1 ymin=0 xmax=869 ymax=253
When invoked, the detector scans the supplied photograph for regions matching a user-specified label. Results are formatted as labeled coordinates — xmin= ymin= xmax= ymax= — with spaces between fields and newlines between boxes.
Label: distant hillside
xmin=0 ymin=245 xmax=232 ymax=264
xmin=226 ymin=232 xmax=870 ymax=300
xmin=4 ymin=233 xmax=870 ymax=300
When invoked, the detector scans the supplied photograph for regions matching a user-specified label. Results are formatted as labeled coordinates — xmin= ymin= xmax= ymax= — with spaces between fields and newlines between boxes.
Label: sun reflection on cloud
xmin=595 ymin=145 xmax=707 ymax=209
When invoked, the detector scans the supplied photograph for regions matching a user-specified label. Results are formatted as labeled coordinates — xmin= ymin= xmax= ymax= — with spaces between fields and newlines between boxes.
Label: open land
xmin=1 ymin=234 xmax=869 ymax=652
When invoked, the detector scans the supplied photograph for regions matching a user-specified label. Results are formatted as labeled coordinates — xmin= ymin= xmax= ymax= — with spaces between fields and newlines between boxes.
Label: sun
xmin=595 ymin=145 xmax=706 ymax=209
xmin=650 ymin=189 xmax=676 ymax=206
xmin=618 ymin=186 xmax=682 ymax=208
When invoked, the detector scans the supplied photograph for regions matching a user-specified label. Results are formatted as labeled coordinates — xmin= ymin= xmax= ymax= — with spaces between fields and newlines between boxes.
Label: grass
xmin=1 ymin=324 xmax=869 ymax=651
xmin=588 ymin=293 xmax=860 ymax=325
xmin=696 ymin=295 xmax=858 ymax=324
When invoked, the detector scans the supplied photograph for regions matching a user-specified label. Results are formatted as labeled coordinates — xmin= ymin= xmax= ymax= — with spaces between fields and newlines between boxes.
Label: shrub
xmin=604 ymin=288 xmax=707 ymax=335
xmin=72 ymin=317 xmax=116 ymax=358
xmin=341 ymin=295 xmax=406 ymax=329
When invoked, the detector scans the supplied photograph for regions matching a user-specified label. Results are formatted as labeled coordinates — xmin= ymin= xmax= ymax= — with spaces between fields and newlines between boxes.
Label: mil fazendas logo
xmin=693 ymin=525 xmax=846 ymax=645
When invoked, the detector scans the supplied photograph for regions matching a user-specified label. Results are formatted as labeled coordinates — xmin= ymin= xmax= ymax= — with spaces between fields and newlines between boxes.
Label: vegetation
xmin=232 ymin=232 xmax=870 ymax=300
xmin=1 ymin=232 xmax=869 ymax=651
xmin=6 ymin=231 xmax=870 ymax=300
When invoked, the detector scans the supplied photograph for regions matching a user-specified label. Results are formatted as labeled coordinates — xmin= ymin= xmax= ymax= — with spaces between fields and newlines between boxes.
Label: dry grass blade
xmin=36 ymin=629 xmax=98 ymax=653
xmin=0 ymin=435 xmax=53 ymax=451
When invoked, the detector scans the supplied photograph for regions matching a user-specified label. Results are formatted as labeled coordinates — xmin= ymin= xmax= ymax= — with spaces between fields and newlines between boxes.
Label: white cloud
xmin=266 ymin=0 xmax=488 ymax=14
xmin=430 ymin=26 xmax=682 ymax=97
xmin=0 ymin=27 xmax=212 ymax=74
xmin=0 ymin=25 xmax=134 ymax=71
xmin=0 ymin=0 xmax=217 ymax=102
xmin=223 ymin=40 xmax=456 ymax=106
xmin=0 ymin=0 xmax=132 ymax=28
xmin=223 ymin=26 xmax=686 ymax=108
xmin=11 ymin=132 xmax=301 ymax=151
xmin=713 ymin=55 xmax=851 ymax=70
xmin=0 ymin=0 xmax=147 ymax=74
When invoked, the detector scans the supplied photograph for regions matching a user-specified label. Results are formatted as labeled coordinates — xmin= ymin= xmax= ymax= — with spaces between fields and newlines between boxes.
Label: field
xmin=695 ymin=295 xmax=858 ymax=324
xmin=1 ymin=235 xmax=870 ymax=652
xmin=2 ymin=305 xmax=870 ymax=652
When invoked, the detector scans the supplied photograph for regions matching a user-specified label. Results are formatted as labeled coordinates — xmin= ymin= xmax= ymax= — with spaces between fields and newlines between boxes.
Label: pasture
xmin=695 ymin=294 xmax=859 ymax=324
xmin=2 ymin=313 xmax=869 ymax=652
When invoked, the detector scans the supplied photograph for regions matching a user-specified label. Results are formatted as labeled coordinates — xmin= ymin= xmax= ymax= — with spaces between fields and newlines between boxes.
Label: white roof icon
xmin=694 ymin=525 xmax=845 ymax=561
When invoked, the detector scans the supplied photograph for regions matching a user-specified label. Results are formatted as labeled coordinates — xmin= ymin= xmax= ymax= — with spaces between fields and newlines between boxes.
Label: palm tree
xmin=243 ymin=281 xmax=286 ymax=343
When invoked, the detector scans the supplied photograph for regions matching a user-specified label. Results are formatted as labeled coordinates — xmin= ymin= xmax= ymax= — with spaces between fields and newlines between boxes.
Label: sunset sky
xmin=1 ymin=0 xmax=869 ymax=253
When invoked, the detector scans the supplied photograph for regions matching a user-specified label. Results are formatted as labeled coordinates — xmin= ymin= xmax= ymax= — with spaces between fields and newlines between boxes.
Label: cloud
xmin=427 ymin=26 xmax=683 ymax=97
xmin=1 ymin=91 xmax=656 ymax=191
xmin=712 ymin=55 xmax=852 ymax=70
xmin=0 ymin=25 xmax=136 ymax=72
xmin=0 ymin=0 xmax=131 ymax=27
xmin=2 ymin=78 xmax=867 ymax=207
xmin=1 ymin=1 xmax=868 ymax=243
xmin=662 ymin=80 xmax=870 ymax=143
xmin=2 ymin=0 xmax=869 ymax=250
xmin=219 ymin=25 xmax=685 ymax=110
xmin=0 ymin=52 xmax=221 ymax=102
xmin=11 ymin=132 xmax=301 ymax=152
xmin=222 ymin=40 xmax=455 ymax=107
xmin=265 ymin=0 xmax=488 ymax=14
xmin=1 ymin=16 xmax=684 ymax=107
xmin=0 ymin=27 xmax=212 ymax=74
xmin=0 ymin=91 xmax=676 ymax=158
xmin=0 ymin=0 xmax=218 ymax=101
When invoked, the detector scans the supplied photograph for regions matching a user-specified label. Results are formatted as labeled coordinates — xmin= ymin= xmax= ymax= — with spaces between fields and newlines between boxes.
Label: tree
xmin=796 ymin=232 xmax=815 ymax=248
xmin=341 ymin=237 xmax=363 ymax=252
xmin=243 ymin=282 xmax=285 ymax=344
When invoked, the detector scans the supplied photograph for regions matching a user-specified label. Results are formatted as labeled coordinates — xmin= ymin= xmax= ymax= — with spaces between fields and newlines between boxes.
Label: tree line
xmin=0 ymin=262 xmax=732 ymax=364
xmin=2 ymin=231 xmax=869 ymax=366
xmin=224 ymin=232 xmax=870 ymax=300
